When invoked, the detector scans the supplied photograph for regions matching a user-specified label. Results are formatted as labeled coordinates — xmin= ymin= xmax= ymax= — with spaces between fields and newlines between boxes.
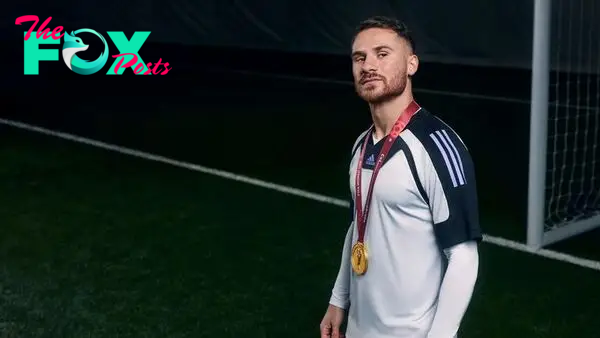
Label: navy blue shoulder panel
xmin=406 ymin=108 xmax=482 ymax=249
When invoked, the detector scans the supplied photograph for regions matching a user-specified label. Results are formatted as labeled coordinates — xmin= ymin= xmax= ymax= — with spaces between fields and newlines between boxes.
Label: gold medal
xmin=351 ymin=242 xmax=368 ymax=275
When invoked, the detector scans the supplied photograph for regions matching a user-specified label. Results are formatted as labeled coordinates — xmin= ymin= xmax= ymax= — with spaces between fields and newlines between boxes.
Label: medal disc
xmin=351 ymin=242 xmax=368 ymax=275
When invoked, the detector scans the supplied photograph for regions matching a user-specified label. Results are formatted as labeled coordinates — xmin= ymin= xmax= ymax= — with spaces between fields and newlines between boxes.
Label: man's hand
xmin=319 ymin=304 xmax=345 ymax=338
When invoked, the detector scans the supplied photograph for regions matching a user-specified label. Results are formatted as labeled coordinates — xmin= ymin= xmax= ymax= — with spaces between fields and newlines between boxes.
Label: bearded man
xmin=319 ymin=16 xmax=482 ymax=338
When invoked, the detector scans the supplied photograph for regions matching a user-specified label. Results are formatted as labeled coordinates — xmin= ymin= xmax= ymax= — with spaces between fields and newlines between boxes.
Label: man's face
xmin=351 ymin=28 xmax=417 ymax=104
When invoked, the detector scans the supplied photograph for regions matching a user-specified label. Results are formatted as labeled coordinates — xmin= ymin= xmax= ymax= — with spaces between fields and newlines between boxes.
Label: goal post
xmin=527 ymin=0 xmax=600 ymax=249
xmin=527 ymin=0 xmax=552 ymax=250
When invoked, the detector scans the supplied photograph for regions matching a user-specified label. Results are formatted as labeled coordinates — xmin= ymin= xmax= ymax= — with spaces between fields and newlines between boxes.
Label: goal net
xmin=528 ymin=0 xmax=600 ymax=248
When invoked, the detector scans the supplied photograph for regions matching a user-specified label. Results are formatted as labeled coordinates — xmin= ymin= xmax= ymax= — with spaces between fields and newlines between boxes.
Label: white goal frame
xmin=527 ymin=0 xmax=600 ymax=249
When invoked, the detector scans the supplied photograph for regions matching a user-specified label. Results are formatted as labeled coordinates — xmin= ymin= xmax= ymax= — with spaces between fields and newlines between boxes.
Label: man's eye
xmin=378 ymin=53 xmax=388 ymax=58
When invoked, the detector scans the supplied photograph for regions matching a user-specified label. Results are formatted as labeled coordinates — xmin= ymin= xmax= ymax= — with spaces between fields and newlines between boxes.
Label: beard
xmin=355 ymin=71 xmax=407 ymax=104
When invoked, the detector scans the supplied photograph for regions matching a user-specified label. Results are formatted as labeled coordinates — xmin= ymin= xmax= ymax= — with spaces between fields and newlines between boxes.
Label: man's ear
xmin=407 ymin=54 xmax=419 ymax=76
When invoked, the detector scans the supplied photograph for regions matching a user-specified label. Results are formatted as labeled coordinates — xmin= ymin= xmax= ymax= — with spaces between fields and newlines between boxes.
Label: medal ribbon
xmin=355 ymin=100 xmax=420 ymax=243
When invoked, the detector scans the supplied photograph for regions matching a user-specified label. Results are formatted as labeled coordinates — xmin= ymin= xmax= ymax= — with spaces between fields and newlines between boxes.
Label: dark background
xmin=2 ymin=43 xmax=533 ymax=231
xmin=2 ymin=0 xmax=599 ymax=248
xmin=1 ymin=2 xmax=600 ymax=337
xmin=2 ymin=0 xmax=600 ymax=275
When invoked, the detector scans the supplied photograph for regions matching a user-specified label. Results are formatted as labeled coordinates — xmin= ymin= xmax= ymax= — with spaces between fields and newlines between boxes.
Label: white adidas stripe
xmin=430 ymin=131 xmax=465 ymax=187
xmin=436 ymin=130 xmax=466 ymax=184
xmin=441 ymin=129 xmax=466 ymax=182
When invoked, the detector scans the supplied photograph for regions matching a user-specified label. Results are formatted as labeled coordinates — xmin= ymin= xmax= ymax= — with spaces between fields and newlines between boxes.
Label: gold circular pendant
xmin=351 ymin=242 xmax=368 ymax=275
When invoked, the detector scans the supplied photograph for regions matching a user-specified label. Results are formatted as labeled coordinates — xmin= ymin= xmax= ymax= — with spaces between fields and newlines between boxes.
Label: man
xmin=319 ymin=16 xmax=481 ymax=338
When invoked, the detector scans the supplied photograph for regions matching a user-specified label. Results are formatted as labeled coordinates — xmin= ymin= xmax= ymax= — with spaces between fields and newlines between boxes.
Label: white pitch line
xmin=1 ymin=117 xmax=600 ymax=272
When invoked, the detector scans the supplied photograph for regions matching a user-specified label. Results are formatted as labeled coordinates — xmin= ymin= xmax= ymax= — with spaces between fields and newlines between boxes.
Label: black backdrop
xmin=3 ymin=0 xmax=599 ymax=71
xmin=1 ymin=0 xmax=572 ymax=230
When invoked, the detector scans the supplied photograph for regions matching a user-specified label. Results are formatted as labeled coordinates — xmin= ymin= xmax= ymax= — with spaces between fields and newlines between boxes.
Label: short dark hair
xmin=354 ymin=16 xmax=415 ymax=53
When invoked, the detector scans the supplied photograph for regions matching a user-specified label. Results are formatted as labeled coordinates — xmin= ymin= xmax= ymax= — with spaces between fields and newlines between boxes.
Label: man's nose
xmin=361 ymin=57 xmax=378 ymax=72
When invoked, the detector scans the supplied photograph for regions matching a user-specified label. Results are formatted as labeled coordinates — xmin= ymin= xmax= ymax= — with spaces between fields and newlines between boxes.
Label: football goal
xmin=527 ymin=0 xmax=600 ymax=249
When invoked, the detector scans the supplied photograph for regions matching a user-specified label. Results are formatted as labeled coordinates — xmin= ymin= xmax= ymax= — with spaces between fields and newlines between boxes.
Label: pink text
xmin=15 ymin=15 xmax=64 ymax=41
xmin=112 ymin=53 xmax=172 ymax=75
